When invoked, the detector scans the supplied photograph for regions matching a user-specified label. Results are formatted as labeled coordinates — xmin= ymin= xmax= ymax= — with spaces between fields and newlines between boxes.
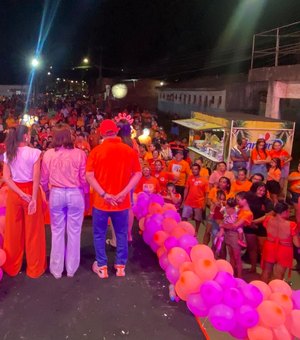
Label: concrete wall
xmin=249 ymin=64 xmax=300 ymax=82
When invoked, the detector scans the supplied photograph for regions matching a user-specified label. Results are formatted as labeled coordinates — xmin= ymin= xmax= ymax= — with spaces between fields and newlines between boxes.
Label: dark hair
xmin=255 ymin=138 xmax=267 ymax=157
xmin=216 ymin=189 xmax=226 ymax=200
xmin=5 ymin=125 xmax=29 ymax=163
xmin=237 ymin=167 xmax=247 ymax=176
xmin=250 ymin=173 xmax=265 ymax=182
xmin=216 ymin=161 xmax=227 ymax=169
xmin=235 ymin=191 xmax=248 ymax=201
xmin=117 ymin=119 xmax=133 ymax=148
xmin=272 ymin=140 xmax=283 ymax=149
xmin=271 ymin=157 xmax=281 ymax=170
xmin=51 ymin=124 xmax=74 ymax=150
xmin=166 ymin=182 xmax=176 ymax=190
xmin=273 ymin=202 xmax=289 ymax=214
xmin=219 ymin=176 xmax=231 ymax=193
xmin=227 ymin=197 xmax=237 ymax=207
xmin=192 ymin=163 xmax=200 ymax=170
xmin=250 ymin=181 xmax=267 ymax=196
xmin=139 ymin=144 xmax=147 ymax=151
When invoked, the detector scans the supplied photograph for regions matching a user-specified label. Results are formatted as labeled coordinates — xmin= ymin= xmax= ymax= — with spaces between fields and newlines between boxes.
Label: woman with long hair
xmin=3 ymin=125 xmax=46 ymax=278
xmin=41 ymin=124 xmax=89 ymax=279
xmin=261 ymin=202 xmax=300 ymax=282
xmin=250 ymin=138 xmax=271 ymax=178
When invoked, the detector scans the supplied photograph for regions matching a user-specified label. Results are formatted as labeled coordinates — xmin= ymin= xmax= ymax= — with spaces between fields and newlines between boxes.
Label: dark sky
xmin=1 ymin=0 xmax=300 ymax=84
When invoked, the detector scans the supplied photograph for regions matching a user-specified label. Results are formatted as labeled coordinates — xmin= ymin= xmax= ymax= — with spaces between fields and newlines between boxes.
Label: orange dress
xmin=262 ymin=215 xmax=297 ymax=270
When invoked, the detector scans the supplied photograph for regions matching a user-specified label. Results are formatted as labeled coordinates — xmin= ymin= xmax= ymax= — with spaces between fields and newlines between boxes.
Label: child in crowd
xmin=217 ymin=198 xmax=247 ymax=248
xmin=162 ymin=182 xmax=182 ymax=211
xmin=266 ymin=157 xmax=281 ymax=204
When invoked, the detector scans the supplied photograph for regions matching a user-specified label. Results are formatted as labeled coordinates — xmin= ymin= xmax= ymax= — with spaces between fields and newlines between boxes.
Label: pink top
xmin=41 ymin=147 xmax=89 ymax=193
xmin=4 ymin=146 xmax=41 ymax=182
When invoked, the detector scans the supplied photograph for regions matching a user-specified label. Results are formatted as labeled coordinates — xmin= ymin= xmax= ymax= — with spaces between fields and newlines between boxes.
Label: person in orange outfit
xmin=86 ymin=119 xmax=141 ymax=278
xmin=231 ymin=168 xmax=252 ymax=195
xmin=168 ymin=150 xmax=190 ymax=197
xmin=153 ymin=160 xmax=177 ymax=193
xmin=250 ymin=138 xmax=271 ymax=179
xmin=135 ymin=165 xmax=161 ymax=194
xmin=182 ymin=163 xmax=209 ymax=235
xmin=266 ymin=157 xmax=281 ymax=204
xmin=288 ymin=161 xmax=300 ymax=228
xmin=2 ymin=125 xmax=46 ymax=278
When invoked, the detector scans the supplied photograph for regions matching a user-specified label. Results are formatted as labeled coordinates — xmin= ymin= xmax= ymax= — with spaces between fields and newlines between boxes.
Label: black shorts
xmin=266 ymin=180 xmax=281 ymax=195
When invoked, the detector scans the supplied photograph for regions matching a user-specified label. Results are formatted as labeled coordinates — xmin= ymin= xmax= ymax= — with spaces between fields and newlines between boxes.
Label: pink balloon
xmin=177 ymin=221 xmax=195 ymax=236
xmin=153 ymin=231 xmax=169 ymax=246
xmin=292 ymin=289 xmax=300 ymax=309
xmin=162 ymin=218 xmax=177 ymax=233
xmin=158 ymin=253 xmax=169 ymax=270
xmin=269 ymin=279 xmax=292 ymax=297
xmin=257 ymin=300 xmax=285 ymax=328
xmin=0 ymin=249 xmax=6 ymax=267
xmin=178 ymin=270 xmax=202 ymax=294
xmin=0 ymin=268 xmax=3 ymax=281
xmin=163 ymin=210 xmax=181 ymax=222
xmin=247 ymin=325 xmax=273 ymax=340
xmin=149 ymin=240 xmax=159 ymax=252
xmin=178 ymin=235 xmax=198 ymax=253
xmin=229 ymin=323 xmax=248 ymax=340
xmin=214 ymin=271 xmax=237 ymax=289
xmin=187 ymin=293 xmax=209 ymax=317
xmin=288 ymin=310 xmax=300 ymax=338
xmin=164 ymin=236 xmax=179 ymax=251
xmin=236 ymin=305 xmax=259 ymax=328
xmin=200 ymin=280 xmax=223 ymax=307
xmin=215 ymin=259 xmax=234 ymax=275
xmin=269 ymin=292 xmax=293 ymax=314
xmin=223 ymin=287 xmax=245 ymax=309
xmin=251 ymin=280 xmax=272 ymax=300
xmin=273 ymin=325 xmax=292 ymax=340
xmin=242 ymin=283 xmax=263 ymax=308
xmin=166 ymin=265 xmax=180 ymax=284
xmin=209 ymin=304 xmax=236 ymax=332
xmin=149 ymin=193 xmax=164 ymax=206
xmin=194 ymin=258 xmax=218 ymax=281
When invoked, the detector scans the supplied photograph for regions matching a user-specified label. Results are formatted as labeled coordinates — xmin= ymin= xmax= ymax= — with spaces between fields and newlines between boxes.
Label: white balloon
xmin=111 ymin=83 xmax=128 ymax=99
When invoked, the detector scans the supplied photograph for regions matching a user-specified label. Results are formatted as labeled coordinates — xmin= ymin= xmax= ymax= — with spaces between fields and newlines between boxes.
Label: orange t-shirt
xmin=238 ymin=209 xmax=253 ymax=226
xmin=269 ymin=149 xmax=290 ymax=168
xmin=168 ymin=159 xmax=190 ymax=187
xmin=200 ymin=167 xmax=209 ymax=179
xmin=231 ymin=180 xmax=252 ymax=195
xmin=86 ymin=137 xmax=141 ymax=211
xmin=153 ymin=171 xmax=175 ymax=192
xmin=184 ymin=175 xmax=209 ymax=208
xmin=251 ymin=148 xmax=269 ymax=162
xmin=135 ymin=176 xmax=160 ymax=194
xmin=208 ymin=187 xmax=234 ymax=203
xmin=267 ymin=168 xmax=281 ymax=182
xmin=289 ymin=171 xmax=300 ymax=194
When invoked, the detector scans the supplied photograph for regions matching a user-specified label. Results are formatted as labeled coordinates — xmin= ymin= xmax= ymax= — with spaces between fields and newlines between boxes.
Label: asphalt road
xmin=0 ymin=219 xmax=203 ymax=340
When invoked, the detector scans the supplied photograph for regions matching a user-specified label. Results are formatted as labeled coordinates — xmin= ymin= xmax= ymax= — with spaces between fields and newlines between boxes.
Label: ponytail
xmin=5 ymin=125 xmax=28 ymax=163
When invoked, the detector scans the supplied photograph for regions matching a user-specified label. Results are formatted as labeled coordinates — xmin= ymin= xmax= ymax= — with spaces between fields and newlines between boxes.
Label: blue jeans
xmin=92 ymin=208 xmax=129 ymax=266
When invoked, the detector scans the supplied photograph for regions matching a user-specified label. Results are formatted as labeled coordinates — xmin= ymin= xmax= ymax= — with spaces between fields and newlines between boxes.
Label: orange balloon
xmin=215 ymin=259 xmax=234 ymax=275
xmin=138 ymin=217 xmax=145 ymax=231
xmin=162 ymin=218 xmax=178 ymax=233
xmin=0 ymin=248 xmax=6 ymax=267
xmin=273 ymin=325 xmax=292 ymax=340
xmin=168 ymin=247 xmax=190 ymax=269
xmin=156 ymin=246 xmax=166 ymax=258
xmin=269 ymin=279 xmax=292 ymax=297
xmin=170 ymin=227 xmax=186 ymax=239
xmin=175 ymin=281 xmax=189 ymax=301
xmin=153 ymin=230 xmax=169 ymax=246
xmin=257 ymin=300 xmax=286 ymax=328
xmin=248 ymin=325 xmax=274 ymax=340
xmin=179 ymin=270 xmax=202 ymax=294
xmin=179 ymin=261 xmax=194 ymax=274
xmin=148 ymin=202 xmax=163 ymax=215
xmin=269 ymin=292 xmax=293 ymax=314
xmin=0 ymin=216 xmax=5 ymax=236
xmin=194 ymin=258 xmax=218 ymax=281
xmin=162 ymin=203 xmax=177 ymax=212
xmin=289 ymin=310 xmax=300 ymax=338
xmin=190 ymin=244 xmax=214 ymax=262
xmin=250 ymin=280 xmax=272 ymax=300
xmin=177 ymin=221 xmax=195 ymax=236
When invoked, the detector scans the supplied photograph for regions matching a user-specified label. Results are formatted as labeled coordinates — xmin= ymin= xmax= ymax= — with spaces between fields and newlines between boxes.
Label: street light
xmin=83 ymin=57 xmax=89 ymax=64
xmin=31 ymin=58 xmax=40 ymax=68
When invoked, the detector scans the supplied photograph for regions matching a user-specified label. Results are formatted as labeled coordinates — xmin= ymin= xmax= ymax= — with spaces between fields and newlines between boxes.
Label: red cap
xmin=99 ymin=119 xmax=119 ymax=136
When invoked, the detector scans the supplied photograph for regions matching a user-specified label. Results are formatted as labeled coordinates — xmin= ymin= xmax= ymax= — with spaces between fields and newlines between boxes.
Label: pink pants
xmin=49 ymin=187 xmax=84 ymax=277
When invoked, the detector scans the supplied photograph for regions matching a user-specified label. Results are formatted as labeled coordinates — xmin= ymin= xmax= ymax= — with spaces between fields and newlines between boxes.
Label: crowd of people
xmin=0 ymin=94 xmax=300 ymax=284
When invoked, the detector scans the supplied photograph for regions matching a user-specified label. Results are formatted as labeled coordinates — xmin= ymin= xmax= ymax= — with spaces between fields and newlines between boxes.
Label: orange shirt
xmin=153 ymin=171 xmax=175 ymax=192
xmin=238 ymin=209 xmax=253 ymax=226
xmin=184 ymin=175 xmax=209 ymax=208
xmin=251 ymin=148 xmax=269 ymax=162
xmin=135 ymin=176 xmax=160 ymax=194
xmin=289 ymin=171 xmax=300 ymax=193
xmin=86 ymin=137 xmax=141 ymax=211
xmin=200 ymin=167 xmax=209 ymax=179
xmin=231 ymin=180 xmax=252 ymax=195
xmin=208 ymin=187 xmax=234 ymax=203
xmin=168 ymin=159 xmax=190 ymax=186
xmin=149 ymin=158 xmax=165 ymax=173
xmin=267 ymin=168 xmax=281 ymax=182
xmin=269 ymin=149 xmax=290 ymax=168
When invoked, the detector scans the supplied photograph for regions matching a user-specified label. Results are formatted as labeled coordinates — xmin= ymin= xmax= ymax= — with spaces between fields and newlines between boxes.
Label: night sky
xmin=1 ymin=0 xmax=300 ymax=84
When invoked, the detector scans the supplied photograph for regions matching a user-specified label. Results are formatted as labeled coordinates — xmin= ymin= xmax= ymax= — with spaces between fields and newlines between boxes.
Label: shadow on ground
xmin=0 ymin=219 xmax=203 ymax=340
